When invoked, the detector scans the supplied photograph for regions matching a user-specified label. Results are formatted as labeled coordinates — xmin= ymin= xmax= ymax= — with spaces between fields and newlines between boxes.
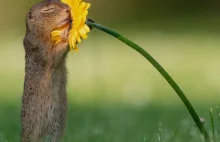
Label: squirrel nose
xmin=65 ymin=7 xmax=71 ymax=13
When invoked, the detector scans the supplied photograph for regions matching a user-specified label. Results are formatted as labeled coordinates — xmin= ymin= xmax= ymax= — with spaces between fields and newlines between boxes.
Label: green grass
xmin=0 ymin=99 xmax=219 ymax=142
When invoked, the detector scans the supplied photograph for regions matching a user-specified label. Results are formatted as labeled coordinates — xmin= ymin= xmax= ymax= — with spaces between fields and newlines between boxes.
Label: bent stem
xmin=86 ymin=21 xmax=210 ymax=142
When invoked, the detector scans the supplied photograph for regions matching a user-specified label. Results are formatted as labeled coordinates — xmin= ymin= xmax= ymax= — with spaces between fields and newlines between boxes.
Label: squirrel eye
xmin=41 ymin=7 xmax=54 ymax=13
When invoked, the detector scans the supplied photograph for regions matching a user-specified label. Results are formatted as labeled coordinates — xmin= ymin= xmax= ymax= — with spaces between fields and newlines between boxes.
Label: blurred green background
xmin=0 ymin=0 xmax=220 ymax=141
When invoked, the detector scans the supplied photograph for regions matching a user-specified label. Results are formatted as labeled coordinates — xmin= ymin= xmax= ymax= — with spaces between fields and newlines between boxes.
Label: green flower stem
xmin=86 ymin=21 xmax=209 ymax=141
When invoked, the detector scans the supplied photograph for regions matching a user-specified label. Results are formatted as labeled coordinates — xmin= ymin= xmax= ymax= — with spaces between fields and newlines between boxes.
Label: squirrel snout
xmin=65 ymin=7 xmax=71 ymax=13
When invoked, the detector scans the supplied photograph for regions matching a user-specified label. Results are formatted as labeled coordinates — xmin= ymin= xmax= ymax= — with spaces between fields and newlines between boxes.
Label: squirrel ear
xmin=28 ymin=12 xmax=32 ymax=19
xmin=28 ymin=12 xmax=35 ymax=22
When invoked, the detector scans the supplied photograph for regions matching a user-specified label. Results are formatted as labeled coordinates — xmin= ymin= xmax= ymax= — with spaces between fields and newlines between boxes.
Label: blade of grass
xmin=158 ymin=128 xmax=163 ymax=142
xmin=210 ymin=108 xmax=215 ymax=142
xmin=173 ymin=124 xmax=180 ymax=142
xmin=86 ymin=21 xmax=210 ymax=142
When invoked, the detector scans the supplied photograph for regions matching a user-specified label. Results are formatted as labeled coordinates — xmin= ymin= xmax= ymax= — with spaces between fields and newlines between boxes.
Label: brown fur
xmin=21 ymin=0 xmax=71 ymax=141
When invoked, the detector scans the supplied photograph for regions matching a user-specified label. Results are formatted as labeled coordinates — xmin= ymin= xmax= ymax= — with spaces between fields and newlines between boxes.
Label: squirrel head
xmin=24 ymin=0 xmax=71 ymax=65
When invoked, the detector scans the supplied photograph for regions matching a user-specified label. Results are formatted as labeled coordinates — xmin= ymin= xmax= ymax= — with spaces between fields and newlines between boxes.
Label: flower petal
xmin=83 ymin=25 xmax=90 ymax=33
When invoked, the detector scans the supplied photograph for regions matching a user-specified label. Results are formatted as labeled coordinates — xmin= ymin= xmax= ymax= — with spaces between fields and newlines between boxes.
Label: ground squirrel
xmin=21 ymin=0 xmax=71 ymax=141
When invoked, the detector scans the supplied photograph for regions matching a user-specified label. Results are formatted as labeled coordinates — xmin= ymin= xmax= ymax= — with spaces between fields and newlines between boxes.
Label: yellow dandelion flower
xmin=51 ymin=0 xmax=91 ymax=52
